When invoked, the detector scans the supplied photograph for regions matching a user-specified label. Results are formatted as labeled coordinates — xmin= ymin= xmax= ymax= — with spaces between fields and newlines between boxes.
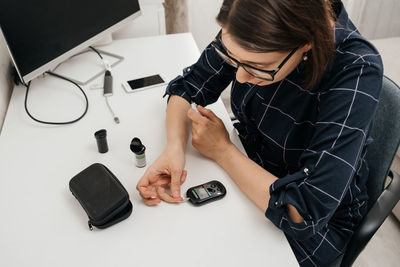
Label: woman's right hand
xmin=136 ymin=144 xmax=187 ymax=206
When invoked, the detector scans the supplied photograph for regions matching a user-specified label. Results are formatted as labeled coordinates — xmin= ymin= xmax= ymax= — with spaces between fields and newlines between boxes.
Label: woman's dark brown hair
xmin=216 ymin=0 xmax=337 ymax=90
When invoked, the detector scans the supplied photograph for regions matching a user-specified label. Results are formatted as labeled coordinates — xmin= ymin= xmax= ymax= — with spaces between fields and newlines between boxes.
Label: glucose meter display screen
xmin=194 ymin=187 xmax=209 ymax=200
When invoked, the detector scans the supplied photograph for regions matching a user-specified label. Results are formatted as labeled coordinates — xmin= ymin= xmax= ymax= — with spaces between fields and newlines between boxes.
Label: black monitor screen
xmin=0 ymin=1 xmax=140 ymax=79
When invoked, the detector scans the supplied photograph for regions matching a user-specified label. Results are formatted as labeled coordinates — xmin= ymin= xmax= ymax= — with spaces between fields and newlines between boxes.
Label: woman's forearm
xmin=166 ymin=95 xmax=192 ymax=151
xmin=216 ymin=144 xmax=304 ymax=222
xmin=215 ymin=144 xmax=277 ymax=211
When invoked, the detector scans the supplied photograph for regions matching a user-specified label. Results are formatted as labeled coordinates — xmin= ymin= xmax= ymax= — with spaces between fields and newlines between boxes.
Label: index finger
xmin=187 ymin=108 xmax=208 ymax=124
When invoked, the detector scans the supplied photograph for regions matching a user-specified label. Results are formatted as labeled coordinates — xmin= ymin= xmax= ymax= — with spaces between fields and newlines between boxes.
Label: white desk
xmin=0 ymin=33 xmax=297 ymax=267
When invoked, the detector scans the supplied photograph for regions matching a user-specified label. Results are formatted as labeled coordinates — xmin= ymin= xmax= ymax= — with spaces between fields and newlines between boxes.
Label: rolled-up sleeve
xmin=265 ymin=62 xmax=383 ymax=240
xmin=163 ymin=36 xmax=235 ymax=106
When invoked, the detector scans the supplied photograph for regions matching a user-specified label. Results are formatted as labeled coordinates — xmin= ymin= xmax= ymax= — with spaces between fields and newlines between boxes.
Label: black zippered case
xmin=69 ymin=163 xmax=133 ymax=230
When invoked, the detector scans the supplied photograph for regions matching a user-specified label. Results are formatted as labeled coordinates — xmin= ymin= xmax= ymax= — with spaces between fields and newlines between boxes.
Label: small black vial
xmin=94 ymin=129 xmax=109 ymax=153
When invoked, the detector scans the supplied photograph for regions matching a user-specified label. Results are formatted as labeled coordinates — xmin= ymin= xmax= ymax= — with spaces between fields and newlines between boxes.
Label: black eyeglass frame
xmin=211 ymin=31 xmax=299 ymax=81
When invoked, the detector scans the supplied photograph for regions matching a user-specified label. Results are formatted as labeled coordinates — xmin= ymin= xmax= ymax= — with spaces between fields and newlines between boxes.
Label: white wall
xmin=113 ymin=0 xmax=166 ymax=39
xmin=0 ymin=34 xmax=13 ymax=134
xmin=343 ymin=0 xmax=400 ymax=40
xmin=188 ymin=0 xmax=223 ymax=51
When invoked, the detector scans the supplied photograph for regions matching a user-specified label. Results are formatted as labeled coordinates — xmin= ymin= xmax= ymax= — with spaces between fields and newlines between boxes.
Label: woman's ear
xmin=302 ymin=43 xmax=312 ymax=52
xmin=298 ymin=43 xmax=312 ymax=57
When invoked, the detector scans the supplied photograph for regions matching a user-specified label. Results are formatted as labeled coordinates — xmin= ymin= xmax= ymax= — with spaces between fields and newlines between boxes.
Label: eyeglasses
xmin=211 ymin=31 xmax=298 ymax=82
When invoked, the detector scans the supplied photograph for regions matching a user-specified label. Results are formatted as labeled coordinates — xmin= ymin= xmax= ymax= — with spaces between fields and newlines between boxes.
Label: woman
xmin=136 ymin=0 xmax=383 ymax=266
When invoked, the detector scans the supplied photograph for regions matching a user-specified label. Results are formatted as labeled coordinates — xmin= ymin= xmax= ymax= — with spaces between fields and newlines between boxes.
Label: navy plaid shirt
xmin=164 ymin=2 xmax=383 ymax=266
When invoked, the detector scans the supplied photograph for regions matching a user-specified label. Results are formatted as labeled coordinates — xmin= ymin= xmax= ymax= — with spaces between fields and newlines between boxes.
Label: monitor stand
xmin=51 ymin=48 xmax=124 ymax=86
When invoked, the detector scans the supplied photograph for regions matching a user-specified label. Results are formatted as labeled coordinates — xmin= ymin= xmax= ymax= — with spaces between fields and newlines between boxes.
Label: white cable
xmin=105 ymin=96 xmax=120 ymax=124
xmin=103 ymin=59 xmax=112 ymax=71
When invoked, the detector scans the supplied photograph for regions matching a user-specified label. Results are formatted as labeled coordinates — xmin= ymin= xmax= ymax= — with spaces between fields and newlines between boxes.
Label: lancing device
xmin=103 ymin=70 xmax=120 ymax=124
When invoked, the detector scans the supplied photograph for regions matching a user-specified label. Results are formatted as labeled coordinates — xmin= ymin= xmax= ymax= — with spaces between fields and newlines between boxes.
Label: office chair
xmin=328 ymin=76 xmax=400 ymax=267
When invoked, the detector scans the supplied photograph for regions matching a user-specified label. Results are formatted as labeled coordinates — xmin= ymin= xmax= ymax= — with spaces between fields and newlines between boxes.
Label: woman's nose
xmin=235 ymin=67 xmax=255 ymax=84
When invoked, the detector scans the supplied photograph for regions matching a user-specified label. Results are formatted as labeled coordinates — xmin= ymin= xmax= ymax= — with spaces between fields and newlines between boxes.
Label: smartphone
xmin=122 ymin=74 xmax=166 ymax=93
xmin=186 ymin=180 xmax=226 ymax=206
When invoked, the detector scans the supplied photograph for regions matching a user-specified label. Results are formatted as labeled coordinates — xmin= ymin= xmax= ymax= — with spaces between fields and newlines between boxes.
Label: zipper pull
xmin=88 ymin=221 xmax=93 ymax=231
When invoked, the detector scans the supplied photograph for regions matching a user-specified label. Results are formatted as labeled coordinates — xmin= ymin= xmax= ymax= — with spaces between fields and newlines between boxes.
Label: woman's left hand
xmin=187 ymin=105 xmax=233 ymax=161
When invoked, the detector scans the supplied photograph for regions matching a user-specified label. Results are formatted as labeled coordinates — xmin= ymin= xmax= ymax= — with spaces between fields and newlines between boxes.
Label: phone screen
xmin=127 ymin=75 xmax=165 ymax=90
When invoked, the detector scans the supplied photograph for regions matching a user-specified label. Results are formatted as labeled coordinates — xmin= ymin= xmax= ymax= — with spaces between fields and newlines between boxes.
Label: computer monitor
xmin=0 ymin=0 xmax=141 ymax=84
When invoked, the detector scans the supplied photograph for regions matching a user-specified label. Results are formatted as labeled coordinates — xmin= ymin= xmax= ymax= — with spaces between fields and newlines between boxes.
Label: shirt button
xmin=275 ymin=201 xmax=278 ymax=206
xmin=187 ymin=67 xmax=191 ymax=72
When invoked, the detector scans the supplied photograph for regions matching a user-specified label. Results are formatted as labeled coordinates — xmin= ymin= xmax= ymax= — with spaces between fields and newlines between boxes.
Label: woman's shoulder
xmin=331 ymin=3 xmax=383 ymax=77
xmin=334 ymin=0 xmax=382 ymax=69
xmin=334 ymin=26 xmax=383 ymax=72
xmin=316 ymin=25 xmax=383 ymax=94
